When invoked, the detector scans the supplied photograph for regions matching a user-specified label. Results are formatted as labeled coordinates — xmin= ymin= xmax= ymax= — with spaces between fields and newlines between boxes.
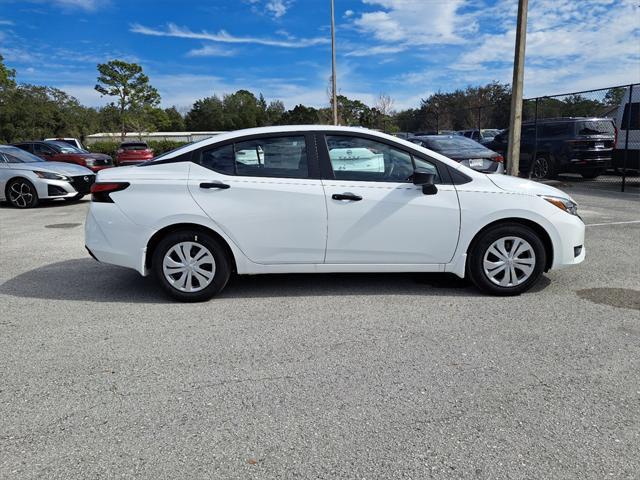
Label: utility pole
xmin=330 ymin=0 xmax=338 ymax=125
xmin=506 ymin=0 xmax=528 ymax=176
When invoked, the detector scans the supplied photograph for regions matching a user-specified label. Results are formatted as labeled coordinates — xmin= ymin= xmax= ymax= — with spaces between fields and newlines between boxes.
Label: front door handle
xmin=332 ymin=192 xmax=362 ymax=201
xmin=200 ymin=182 xmax=230 ymax=190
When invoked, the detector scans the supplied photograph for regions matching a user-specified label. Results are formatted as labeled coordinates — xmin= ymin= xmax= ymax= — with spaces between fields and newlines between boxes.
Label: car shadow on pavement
xmin=0 ymin=258 xmax=500 ymax=303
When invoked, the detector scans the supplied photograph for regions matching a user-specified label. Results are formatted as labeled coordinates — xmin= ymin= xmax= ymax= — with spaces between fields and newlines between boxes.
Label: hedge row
xmin=87 ymin=140 xmax=189 ymax=158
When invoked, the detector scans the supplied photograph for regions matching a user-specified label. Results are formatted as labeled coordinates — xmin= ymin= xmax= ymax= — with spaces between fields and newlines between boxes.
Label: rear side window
xmin=621 ymin=103 xmax=640 ymax=130
xmin=199 ymin=136 xmax=308 ymax=179
xmin=540 ymin=123 xmax=571 ymax=137
xmin=121 ymin=143 xmax=148 ymax=150
xmin=576 ymin=120 xmax=614 ymax=136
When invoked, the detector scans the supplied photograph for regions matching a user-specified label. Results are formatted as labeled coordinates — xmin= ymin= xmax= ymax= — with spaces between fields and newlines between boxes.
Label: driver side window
xmin=325 ymin=135 xmax=439 ymax=183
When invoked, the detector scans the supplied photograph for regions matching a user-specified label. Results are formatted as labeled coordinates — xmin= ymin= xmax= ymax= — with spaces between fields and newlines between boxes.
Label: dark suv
xmin=488 ymin=117 xmax=615 ymax=179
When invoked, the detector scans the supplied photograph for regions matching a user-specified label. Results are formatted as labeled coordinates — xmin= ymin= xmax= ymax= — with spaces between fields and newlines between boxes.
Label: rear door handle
xmin=200 ymin=182 xmax=230 ymax=190
xmin=332 ymin=192 xmax=362 ymax=201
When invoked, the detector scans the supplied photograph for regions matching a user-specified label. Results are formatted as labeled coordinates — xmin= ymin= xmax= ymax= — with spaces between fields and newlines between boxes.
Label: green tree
xmin=185 ymin=95 xmax=225 ymax=130
xmin=265 ymin=100 xmax=285 ymax=125
xmin=94 ymin=60 xmax=160 ymax=139
xmin=278 ymin=104 xmax=320 ymax=124
xmin=0 ymin=54 xmax=16 ymax=90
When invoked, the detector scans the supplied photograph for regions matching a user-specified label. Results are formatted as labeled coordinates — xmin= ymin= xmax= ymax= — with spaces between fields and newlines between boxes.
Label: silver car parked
xmin=0 ymin=145 xmax=96 ymax=208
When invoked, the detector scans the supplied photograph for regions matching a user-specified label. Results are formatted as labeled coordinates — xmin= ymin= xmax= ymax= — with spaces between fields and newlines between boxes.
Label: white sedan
xmin=85 ymin=126 xmax=585 ymax=301
xmin=1 ymin=145 xmax=95 ymax=208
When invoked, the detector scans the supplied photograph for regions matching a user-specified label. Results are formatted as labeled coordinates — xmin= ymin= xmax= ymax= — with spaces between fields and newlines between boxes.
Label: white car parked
xmin=85 ymin=126 xmax=585 ymax=301
xmin=1 ymin=145 xmax=95 ymax=208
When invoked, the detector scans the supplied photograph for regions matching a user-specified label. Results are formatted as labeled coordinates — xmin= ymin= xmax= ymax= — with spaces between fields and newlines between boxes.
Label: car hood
xmin=487 ymin=174 xmax=576 ymax=202
xmin=9 ymin=161 xmax=95 ymax=176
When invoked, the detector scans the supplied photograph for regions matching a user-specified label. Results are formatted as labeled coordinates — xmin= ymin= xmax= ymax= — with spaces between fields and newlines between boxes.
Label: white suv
xmin=85 ymin=126 xmax=585 ymax=301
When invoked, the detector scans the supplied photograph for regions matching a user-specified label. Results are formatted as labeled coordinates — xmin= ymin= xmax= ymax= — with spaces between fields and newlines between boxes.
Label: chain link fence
xmin=415 ymin=83 xmax=639 ymax=193
xmin=522 ymin=84 xmax=639 ymax=192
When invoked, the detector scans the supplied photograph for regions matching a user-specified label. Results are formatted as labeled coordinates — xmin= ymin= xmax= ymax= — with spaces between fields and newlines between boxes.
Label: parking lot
xmin=1 ymin=184 xmax=639 ymax=479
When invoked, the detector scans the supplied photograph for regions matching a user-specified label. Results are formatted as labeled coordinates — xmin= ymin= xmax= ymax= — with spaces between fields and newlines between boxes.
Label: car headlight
xmin=34 ymin=171 xmax=70 ymax=181
xmin=82 ymin=158 xmax=96 ymax=166
xmin=540 ymin=195 xmax=579 ymax=216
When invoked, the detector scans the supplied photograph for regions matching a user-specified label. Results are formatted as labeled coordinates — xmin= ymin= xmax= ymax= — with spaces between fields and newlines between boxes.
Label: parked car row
xmin=1 ymin=138 xmax=159 ymax=208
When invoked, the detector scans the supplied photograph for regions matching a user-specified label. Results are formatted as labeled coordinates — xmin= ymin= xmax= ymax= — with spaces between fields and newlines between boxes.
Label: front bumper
xmin=549 ymin=210 xmax=586 ymax=269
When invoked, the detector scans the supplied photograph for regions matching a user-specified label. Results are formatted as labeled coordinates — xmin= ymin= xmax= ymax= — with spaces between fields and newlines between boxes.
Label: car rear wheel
xmin=468 ymin=223 xmax=546 ymax=296
xmin=152 ymin=231 xmax=231 ymax=302
xmin=7 ymin=178 xmax=39 ymax=208
xmin=531 ymin=156 xmax=555 ymax=179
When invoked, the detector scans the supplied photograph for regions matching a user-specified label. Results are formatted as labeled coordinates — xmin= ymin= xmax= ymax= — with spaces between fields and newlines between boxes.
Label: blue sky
xmin=0 ymin=0 xmax=639 ymax=111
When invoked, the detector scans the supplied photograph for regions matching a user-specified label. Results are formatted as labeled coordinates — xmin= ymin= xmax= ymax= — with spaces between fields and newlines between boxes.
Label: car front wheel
xmin=468 ymin=223 xmax=546 ymax=296
xmin=7 ymin=178 xmax=39 ymax=208
xmin=152 ymin=231 xmax=231 ymax=302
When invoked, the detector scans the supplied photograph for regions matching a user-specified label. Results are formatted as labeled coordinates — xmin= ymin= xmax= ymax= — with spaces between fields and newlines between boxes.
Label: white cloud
xmin=186 ymin=44 xmax=238 ymax=58
xmin=344 ymin=10 xmax=354 ymax=18
xmin=0 ymin=19 xmax=15 ymax=26
xmin=452 ymin=0 xmax=640 ymax=96
xmin=130 ymin=23 xmax=329 ymax=48
xmin=353 ymin=0 xmax=476 ymax=48
xmin=345 ymin=45 xmax=405 ymax=57
xmin=265 ymin=0 xmax=290 ymax=18
xmin=22 ymin=0 xmax=105 ymax=11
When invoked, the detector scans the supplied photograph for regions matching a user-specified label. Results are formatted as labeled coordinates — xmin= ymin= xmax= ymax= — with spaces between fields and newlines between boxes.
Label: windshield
xmin=0 ymin=146 xmax=45 ymax=163
xmin=420 ymin=136 xmax=487 ymax=151
xmin=577 ymin=120 xmax=614 ymax=136
xmin=481 ymin=129 xmax=501 ymax=138
xmin=49 ymin=141 xmax=85 ymax=153
xmin=121 ymin=143 xmax=148 ymax=150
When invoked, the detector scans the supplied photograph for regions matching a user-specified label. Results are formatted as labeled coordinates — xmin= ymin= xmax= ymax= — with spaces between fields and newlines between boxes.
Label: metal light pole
xmin=506 ymin=0 xmax=528 ymax=176
xmin=330 ymin=0 xmax=338 ymax=125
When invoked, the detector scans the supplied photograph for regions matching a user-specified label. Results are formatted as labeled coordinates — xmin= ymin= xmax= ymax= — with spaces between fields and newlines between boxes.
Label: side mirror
xmin=412 ymin=169 xmax=438 ymax=195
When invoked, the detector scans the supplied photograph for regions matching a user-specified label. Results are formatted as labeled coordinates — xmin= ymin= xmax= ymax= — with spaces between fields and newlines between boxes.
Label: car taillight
xmin=91 ymin=182 xmax=130 ymax=203
xmin=495 ymin=155 xmax=504 ymax=163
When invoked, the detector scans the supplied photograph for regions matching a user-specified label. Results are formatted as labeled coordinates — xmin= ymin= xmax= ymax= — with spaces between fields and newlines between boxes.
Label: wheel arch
xmin=145 ymin=223 xmax=238 ymax=273
xmin=466 ymin=217 xmax=554 ymax=272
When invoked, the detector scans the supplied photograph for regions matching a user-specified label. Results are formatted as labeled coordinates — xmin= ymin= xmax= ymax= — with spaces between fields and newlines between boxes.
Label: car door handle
xmin=332 ymin=193 xmax=362 ymax=201
xmin=200 ymin=182 xmax=230 ymax=190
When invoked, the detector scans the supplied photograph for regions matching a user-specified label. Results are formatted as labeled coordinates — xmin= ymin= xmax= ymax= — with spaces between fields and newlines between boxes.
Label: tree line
xmin=0 ymin=55 xmax=627 ymax=145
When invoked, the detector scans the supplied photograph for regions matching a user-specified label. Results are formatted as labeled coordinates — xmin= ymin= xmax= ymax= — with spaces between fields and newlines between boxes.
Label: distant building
xmin=85 ymin=131 xmax=225 ymax=145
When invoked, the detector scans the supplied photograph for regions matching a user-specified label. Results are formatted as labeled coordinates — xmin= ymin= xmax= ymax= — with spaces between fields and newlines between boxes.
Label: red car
xmin=12 ymin=141 xmax=114 ymax=173
xmin=116 ymin=142 xmax=154 ymax=166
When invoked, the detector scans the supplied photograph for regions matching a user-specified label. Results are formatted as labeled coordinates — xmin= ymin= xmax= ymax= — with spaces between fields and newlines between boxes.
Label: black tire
xmin=467 ymin=223 xmax=546 ymax=296
xmin=6 ymin=178 xmax=39 ymax=208
xmin=580 ymin=169 xmax=602 ymax=179
xmin=64 ymin=194 xmax=85 ymax=202
xmin=152 ymin=230 xmax=231 ymax=302
xmin=530 ymin=156 xmax=556 ymax=179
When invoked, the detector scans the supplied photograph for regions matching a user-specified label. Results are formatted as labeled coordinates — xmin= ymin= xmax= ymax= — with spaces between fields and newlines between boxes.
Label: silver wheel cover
xmin=162 ymin=241 xmax=216 ymax=293
xmin=483 ymin=236 xmax=536 ymax=287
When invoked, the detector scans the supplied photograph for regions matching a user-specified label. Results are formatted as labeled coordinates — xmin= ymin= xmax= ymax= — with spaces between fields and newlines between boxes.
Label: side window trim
xmin=193 ymin=132 xmax=320 ymax=180
xmin=316 ymin=132 xmax=452 ymax=184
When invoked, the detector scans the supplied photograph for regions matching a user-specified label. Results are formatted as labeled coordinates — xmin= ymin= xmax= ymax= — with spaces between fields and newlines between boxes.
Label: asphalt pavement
xmin=1 ymin=183 xmax=639 ymax=479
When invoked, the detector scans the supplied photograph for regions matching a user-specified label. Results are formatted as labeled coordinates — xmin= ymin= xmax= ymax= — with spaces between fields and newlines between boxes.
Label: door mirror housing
xmin=412 ymin=169 xmax=438 ymax=195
